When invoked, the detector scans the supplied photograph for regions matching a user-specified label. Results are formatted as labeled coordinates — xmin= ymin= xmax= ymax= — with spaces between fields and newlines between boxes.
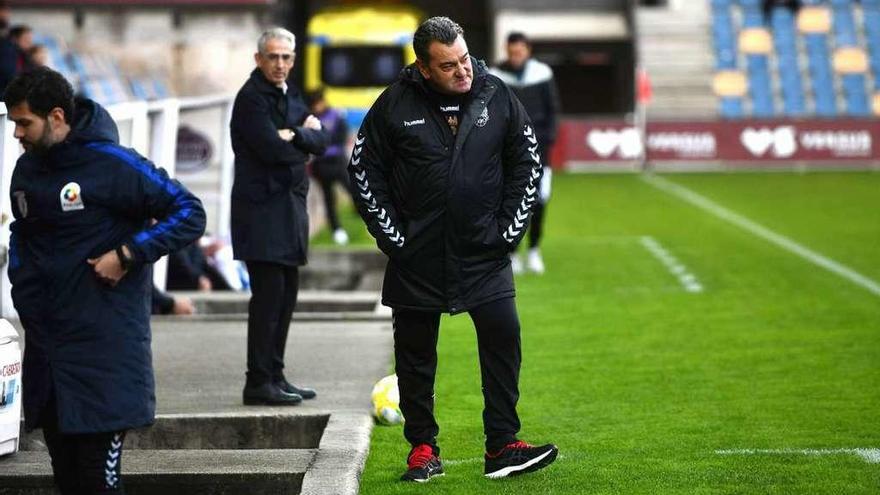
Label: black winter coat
xmin=348 ymin=59 xmax=543 ymax=314
xmin=230 ymin=69 xmax=327 ymax=266
xmin=9 ymin=98 xmax=206 ymax=433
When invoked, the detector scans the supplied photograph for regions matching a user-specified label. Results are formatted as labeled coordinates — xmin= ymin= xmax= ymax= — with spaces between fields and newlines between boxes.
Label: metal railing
xmin=0 ymin=94 xmax=235 ymax=318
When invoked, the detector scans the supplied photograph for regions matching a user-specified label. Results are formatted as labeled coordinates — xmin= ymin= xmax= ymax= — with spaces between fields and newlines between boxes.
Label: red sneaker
xmin=400 ymin=444 xmax=444 ymax=482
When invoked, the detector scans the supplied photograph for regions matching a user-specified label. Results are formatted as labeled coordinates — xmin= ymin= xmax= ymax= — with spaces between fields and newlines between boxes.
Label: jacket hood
xmin=399 ymin=56 xmax=489 ymax=88
xmin=68 ymin=97 xmax=119 ymax=145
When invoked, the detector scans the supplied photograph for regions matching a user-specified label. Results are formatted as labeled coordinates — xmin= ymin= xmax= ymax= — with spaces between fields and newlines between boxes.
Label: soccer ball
xmin=371 ymin=374 xmax=403 ymax=426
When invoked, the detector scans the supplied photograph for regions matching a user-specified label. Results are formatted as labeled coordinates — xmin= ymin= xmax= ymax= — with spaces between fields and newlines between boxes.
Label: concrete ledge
xmin=0 ymin=449 xmax=316 ymax=494
xmin=300 ymin=413 xmax=374 ymax=495
xmin=21 ymin=413 xmax=330 ymax=452
xmin=172 ymin=291 xmax=382 ymax=315
xmin=152 ymin=312 xmax=391 ymax=323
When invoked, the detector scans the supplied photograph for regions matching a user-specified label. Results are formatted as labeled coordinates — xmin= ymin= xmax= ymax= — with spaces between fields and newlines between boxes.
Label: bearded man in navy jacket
xmin=5 ymin=67 xmax=205 ymax=494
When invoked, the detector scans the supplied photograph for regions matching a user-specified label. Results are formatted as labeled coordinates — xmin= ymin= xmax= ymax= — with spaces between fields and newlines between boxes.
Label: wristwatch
xmin=116 ymin=244 xmax=133 ymax=271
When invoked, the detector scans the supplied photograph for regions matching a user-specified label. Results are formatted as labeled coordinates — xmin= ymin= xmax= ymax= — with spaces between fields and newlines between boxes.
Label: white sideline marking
xmin=715 ymin=448 xmax=880 ymax=464
xmin=642 ymin=174 xmax=880 ymax=298
xmin=639 ymin=236 xmax=704 ymax=293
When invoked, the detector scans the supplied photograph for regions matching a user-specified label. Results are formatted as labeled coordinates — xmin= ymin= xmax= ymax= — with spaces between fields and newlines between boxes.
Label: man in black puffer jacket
xmin=349 ymin=17 xmax=557 ymax=483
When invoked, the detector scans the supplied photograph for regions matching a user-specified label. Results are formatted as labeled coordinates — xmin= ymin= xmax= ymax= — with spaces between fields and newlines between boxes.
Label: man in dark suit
xmin=230 ymin=27 xmax=327 ymax=406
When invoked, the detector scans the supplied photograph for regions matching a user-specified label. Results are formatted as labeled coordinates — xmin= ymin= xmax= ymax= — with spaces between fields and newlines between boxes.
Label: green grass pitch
xmin=317 ymin=171 xmax=880 ymax=494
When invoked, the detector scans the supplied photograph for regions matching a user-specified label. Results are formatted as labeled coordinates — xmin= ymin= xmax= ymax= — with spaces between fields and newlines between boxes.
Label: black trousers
xmin=41 ymin=400 xmax=126 ymax=494
xmin=528 ymin=150 xmax=551 ymax=249
xmin=314 ymin=161 xmax=354 ymax=232
xmin=528 ymin=200 xmax=546 ymax=249
xmin=393 ymin=297 xmax=521 ymax=453
xmin=245 ymin=261 xmax=299 ymax=386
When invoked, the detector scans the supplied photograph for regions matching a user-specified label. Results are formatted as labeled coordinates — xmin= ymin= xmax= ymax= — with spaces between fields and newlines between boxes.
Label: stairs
xmin=637 ymin=2 xmax=717 ymax=118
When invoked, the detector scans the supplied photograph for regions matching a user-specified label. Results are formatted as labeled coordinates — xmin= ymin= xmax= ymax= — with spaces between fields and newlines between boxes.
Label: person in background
xmin=306 ymin=88 xmax=354 ymax=245
xmin=0 ymin=2 xmax=19 ymax=96
xmin=230 ymin=27 xmax=326 ymax=406
xmin=8 ymin=25 xmax=33 ymax=70
xmin=166 ymin=239 xmax=232 ymax=292
xmin=490 ymin=32 xmax=560 ymax=275
xmin=151 ymin=285 xmax=196 ymax=316
xmin=27 ymin=44 xmax=48 ymax=68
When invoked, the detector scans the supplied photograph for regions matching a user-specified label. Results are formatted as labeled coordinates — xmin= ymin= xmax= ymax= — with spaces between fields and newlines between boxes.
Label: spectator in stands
xmin=151 ymin=285 xmax=196 ymax=316
xmin=0 ymin=2 xmax=19 ymax=96
xmin=490 ymin=32 xmax=560 ymax=275
xmin=230 ymin=27 xmax=326 ymax=406
xmin=0 ymin=1 xmax=8 ymax=37
xmin=9 ymin=25 xmax=33 ymax=69
xmin=306 ymin=88 xmax=354 ymax=245
xmin=28 ymin=44 xmax=48 ymax=68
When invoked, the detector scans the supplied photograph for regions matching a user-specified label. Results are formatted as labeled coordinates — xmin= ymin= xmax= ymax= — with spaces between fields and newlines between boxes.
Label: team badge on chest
xmin=476 ymin=107 xmax=490 ymax=127
xmin=60 ymin=182 xmax=84 ymax=212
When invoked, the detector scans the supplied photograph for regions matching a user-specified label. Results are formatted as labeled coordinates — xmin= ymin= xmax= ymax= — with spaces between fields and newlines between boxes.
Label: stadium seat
xmin=711 ymin=0 xmax=738 ymax=70
xmin=804 ymin=33 xmax=838 ymax=116
xmin=863 ymin=1 xmax=880 ymax=87
xmin=771 ymin=7 xmax=806 ymax=115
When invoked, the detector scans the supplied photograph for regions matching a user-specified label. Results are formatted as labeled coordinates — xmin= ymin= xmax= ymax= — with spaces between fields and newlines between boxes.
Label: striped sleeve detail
xmin=502 ymin=125 xmax=542 ymax=243
xmin=85 ymin=142 xmax=196 ymax=246
xmin=349 ymin=134 xmax=405 ymax=248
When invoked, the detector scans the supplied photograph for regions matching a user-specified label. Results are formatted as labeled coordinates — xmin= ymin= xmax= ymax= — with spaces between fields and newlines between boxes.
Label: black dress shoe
xmin=243 ymin=383 xmax=303 ymax=406
xmin=275 ymin=378 xmax=317 ymax=399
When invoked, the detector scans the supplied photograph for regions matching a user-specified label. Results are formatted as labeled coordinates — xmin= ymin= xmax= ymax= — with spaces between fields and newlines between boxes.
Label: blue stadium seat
xmin=864 ymin=2 xmax=880 ymax=88
xmin=841 ymin=74 xmax=871 ymax=115
xmin=803 ymin=34 xmax=838 ymax=116
xmin=747 ymin=55 xmax=776 ymax=116
xmin=720 ymin=97 xmax=745 ymax=119
xmin=129 ymin=77 xmax=171 ymax=101
xmin=771 ymin=7 xmax=806 ymax=115
xmin=712 ymin=1 xmax=738 ymax=69
xmin=830 ymin=0 xmax=859 ymax=47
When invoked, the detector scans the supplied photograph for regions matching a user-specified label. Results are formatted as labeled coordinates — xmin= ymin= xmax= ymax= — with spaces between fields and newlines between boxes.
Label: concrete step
xmin=0 ymin=449 xmax=315 ymax=495
xmin=300 ymin=248 xmax=387 ymax=291
xmin=648 ymin=78 xmax=716 ymax=90
xmin=641 ymin=53 xmax=714 ymax=65
xmin=20 ymin=414 xmax=328 ymax=452
xmin=650 ymin=86 xmax=716 ymax=97
xmin=172 ymin=290 xmax=382 ymax=315
xmin=2 ymin=414 xmax=326 ymax=494
xmin=152 ymin=311 xmax=391 ymax=323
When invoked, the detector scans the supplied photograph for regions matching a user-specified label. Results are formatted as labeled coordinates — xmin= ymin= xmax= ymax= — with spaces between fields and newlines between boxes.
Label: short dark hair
xmin=507 ymin=32 xmax=530 ymax=46
xmin=4 ymin=66 xmax=75 ymax=124
xmin=8 ymin=24 xmax=30 ymax=40
xmin=413 ymin=16 xmax=464 ymax=63
xmin=304 ymin=88 xmax=325 ymax=107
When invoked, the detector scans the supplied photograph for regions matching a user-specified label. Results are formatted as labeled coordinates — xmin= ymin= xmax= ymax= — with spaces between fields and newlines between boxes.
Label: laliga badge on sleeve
xmin=60 ymin=182 xmax=84 ymax=212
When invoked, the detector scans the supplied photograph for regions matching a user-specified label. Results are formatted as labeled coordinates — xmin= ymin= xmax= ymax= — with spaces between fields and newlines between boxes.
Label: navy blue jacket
xmin=230 ymin=69 xmax=327 ymax=266
xmin=8 ymin=98 xmax=206 ymax=434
